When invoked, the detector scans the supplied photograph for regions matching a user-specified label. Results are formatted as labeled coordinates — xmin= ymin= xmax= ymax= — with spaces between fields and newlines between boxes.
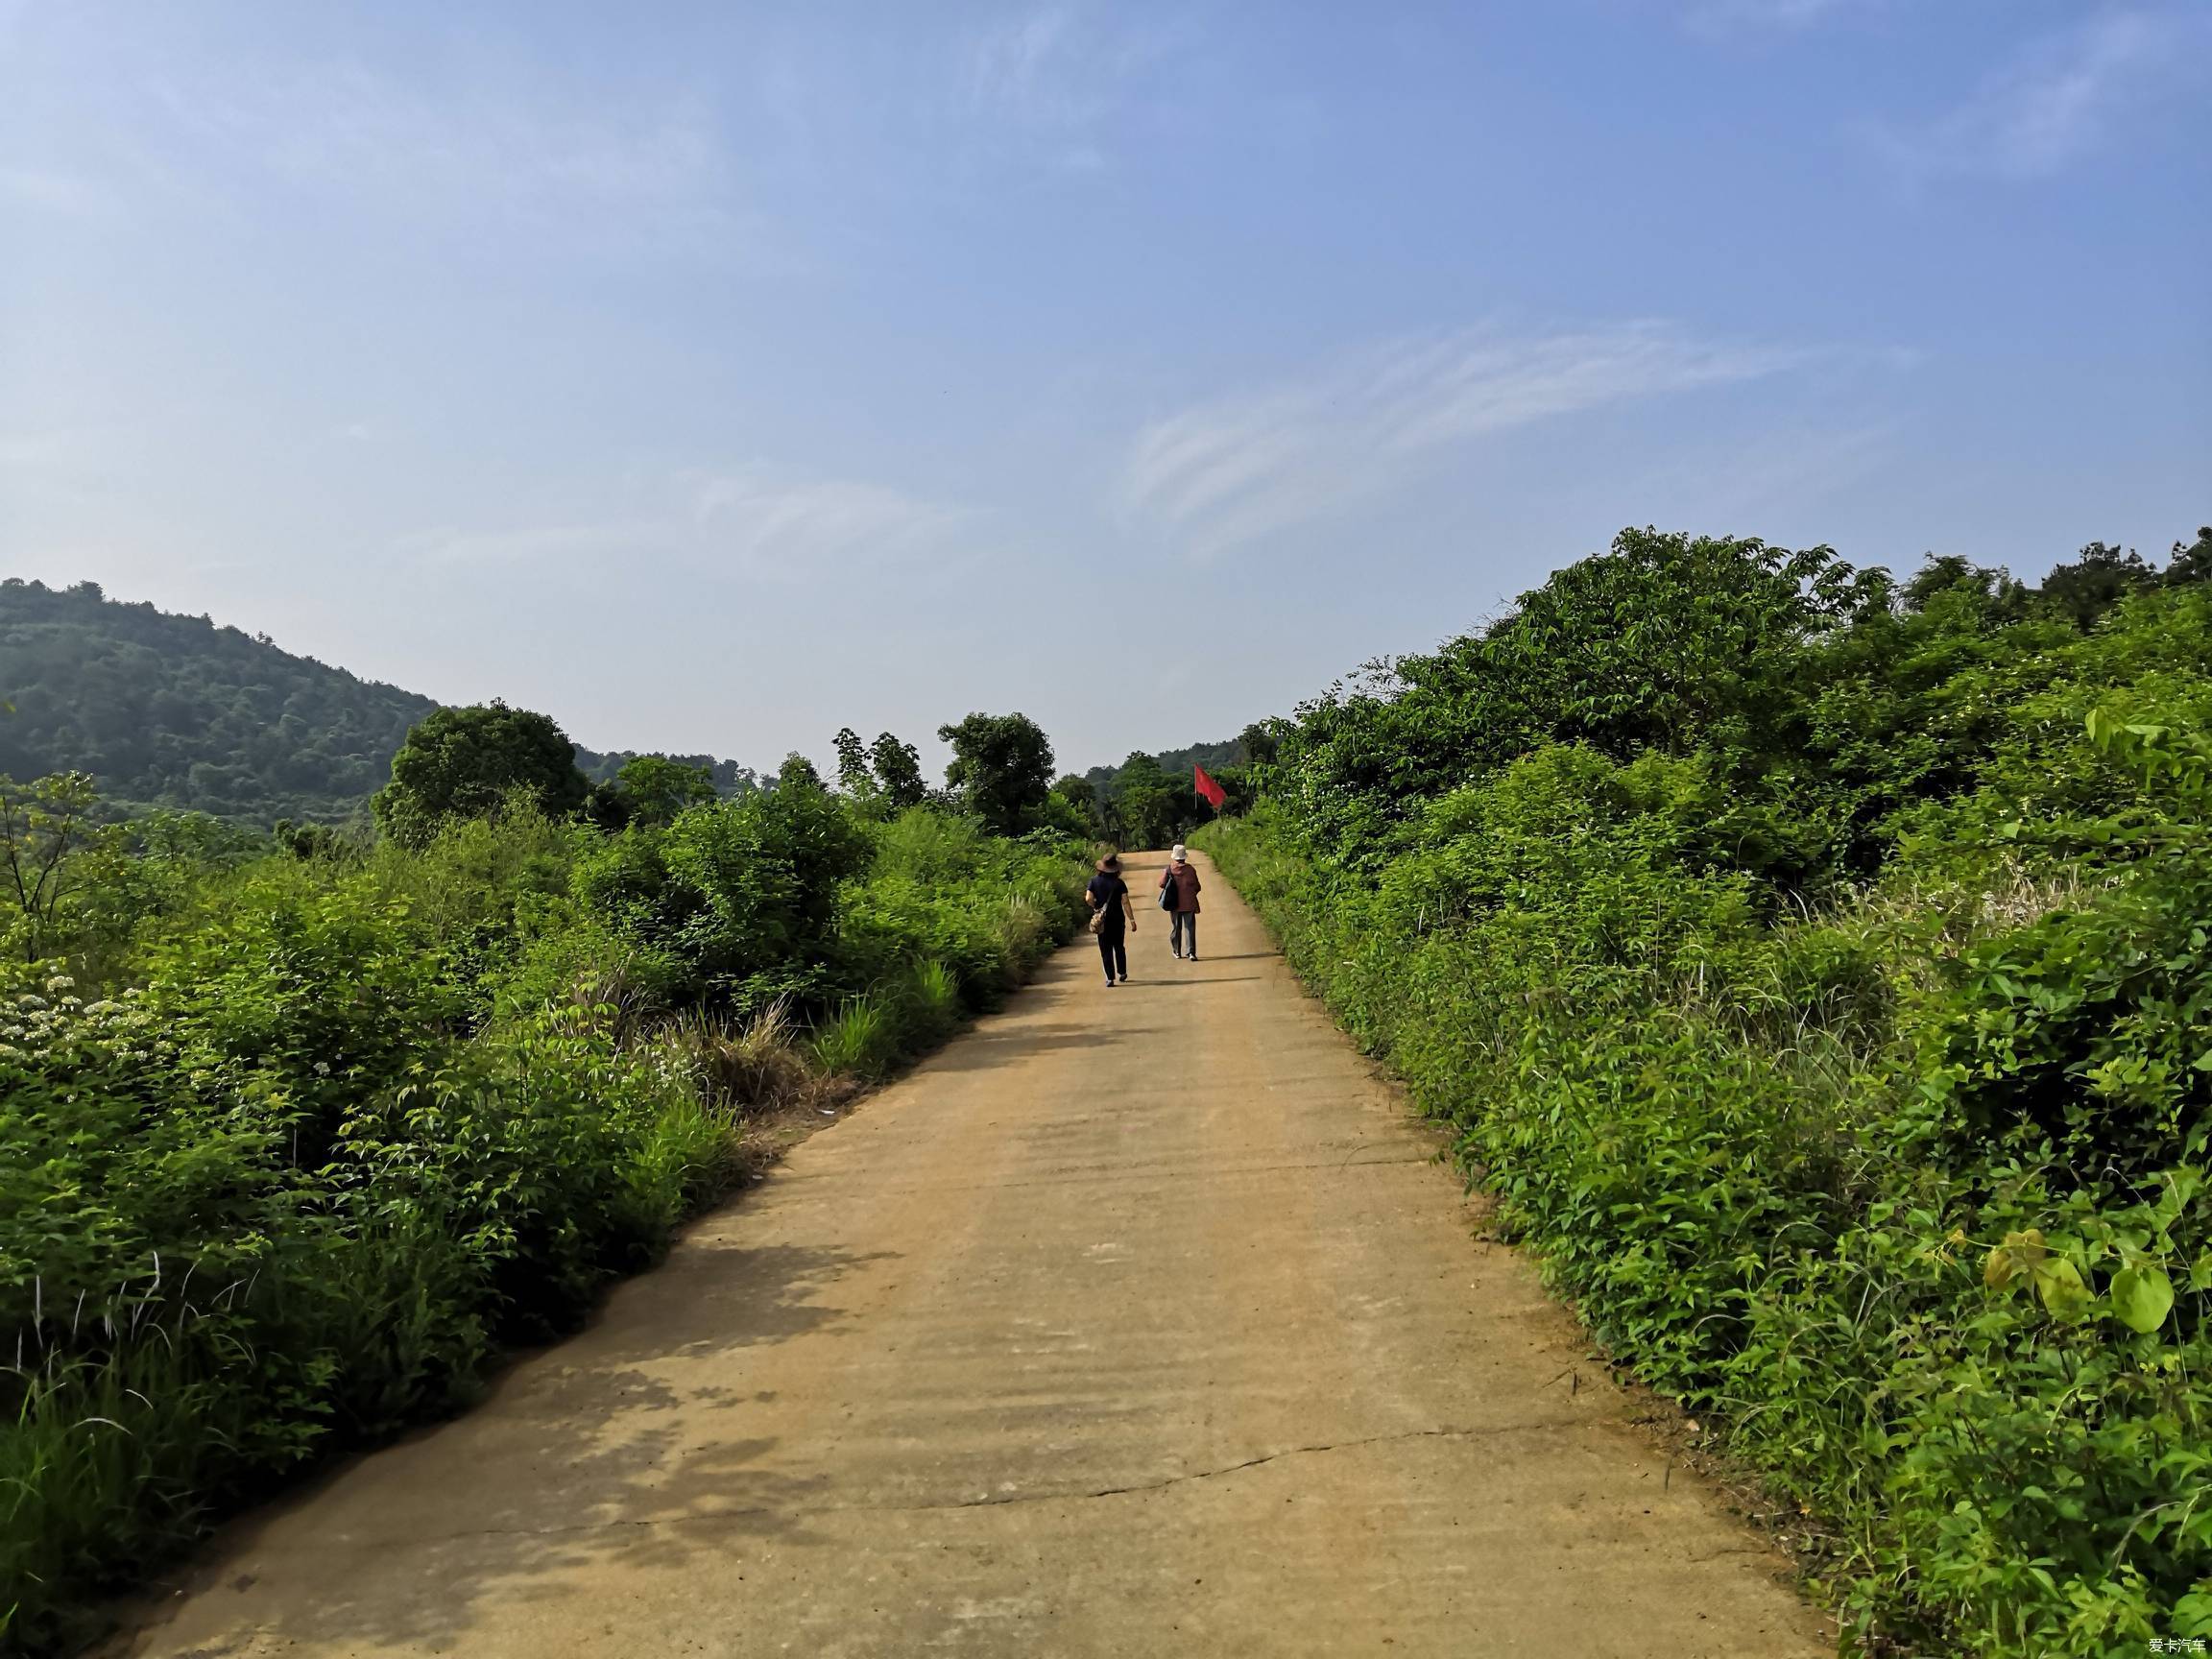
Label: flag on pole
xmin=1193 ymin=763 xmax=1227 ymax=810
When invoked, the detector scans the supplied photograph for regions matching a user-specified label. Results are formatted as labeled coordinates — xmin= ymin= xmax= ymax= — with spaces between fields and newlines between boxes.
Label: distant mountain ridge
xmin=0 ymin=578 xmax=757 ymax=823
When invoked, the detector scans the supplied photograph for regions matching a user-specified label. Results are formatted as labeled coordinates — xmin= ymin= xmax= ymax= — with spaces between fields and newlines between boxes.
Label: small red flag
xmin=1193 ymin=763 xmax=1227 ymax=810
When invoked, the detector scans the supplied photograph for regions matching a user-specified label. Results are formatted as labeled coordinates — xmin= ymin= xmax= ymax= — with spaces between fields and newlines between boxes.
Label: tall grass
xmin=811 ymin=996 xmax=895 ymax=1078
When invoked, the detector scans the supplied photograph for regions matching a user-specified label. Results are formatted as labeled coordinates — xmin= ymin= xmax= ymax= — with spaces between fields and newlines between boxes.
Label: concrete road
xmin=108 ymin=851 xmax=1831 ymax=1658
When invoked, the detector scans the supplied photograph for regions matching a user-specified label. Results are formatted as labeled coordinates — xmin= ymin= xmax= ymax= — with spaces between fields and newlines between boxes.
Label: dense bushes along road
xmin=0 ymin=725 xmax=1092 ymax=1656
xmin=1198 ymin=525 xmax=2212 ymax=1657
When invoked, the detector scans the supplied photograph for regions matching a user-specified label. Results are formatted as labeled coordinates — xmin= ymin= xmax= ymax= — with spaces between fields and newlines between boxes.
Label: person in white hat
xmin=1158 ymin=844 xmax=1202 ymax=960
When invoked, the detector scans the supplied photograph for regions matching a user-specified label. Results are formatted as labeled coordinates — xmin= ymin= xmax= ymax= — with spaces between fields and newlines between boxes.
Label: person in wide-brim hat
xmin=1086 ymin=854 xmax=1135 ymax=985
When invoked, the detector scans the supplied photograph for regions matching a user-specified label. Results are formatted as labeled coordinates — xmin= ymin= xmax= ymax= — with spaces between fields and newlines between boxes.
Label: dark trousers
xmin=1171 ymin=912 xmax=1197 ymax=955
xmin=1096 ymin=931 xmax=1127 ymax=980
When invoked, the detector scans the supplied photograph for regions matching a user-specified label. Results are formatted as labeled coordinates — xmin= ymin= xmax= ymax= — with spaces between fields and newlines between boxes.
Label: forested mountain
xmin=0 ymin=579 xmax=757 ymax=822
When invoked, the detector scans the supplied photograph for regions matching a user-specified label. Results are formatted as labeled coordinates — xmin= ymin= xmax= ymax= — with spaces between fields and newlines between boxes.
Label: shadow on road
xmin=922 ymin=1022 xmax=1148 ymax=1071
xmin=111 ymin=1235 xmax=897 ymax=1657
xmin=1134 ymin=973 xmax=1263 ymax=986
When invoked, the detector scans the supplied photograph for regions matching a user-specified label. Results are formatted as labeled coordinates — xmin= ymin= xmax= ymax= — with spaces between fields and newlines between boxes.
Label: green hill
xmin=0 ymin=579 xmax=758 ymax=823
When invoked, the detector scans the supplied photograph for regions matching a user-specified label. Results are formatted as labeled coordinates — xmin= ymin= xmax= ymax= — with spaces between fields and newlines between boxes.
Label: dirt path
xmin=108 ymin=852 xmax=1831 ymax=1658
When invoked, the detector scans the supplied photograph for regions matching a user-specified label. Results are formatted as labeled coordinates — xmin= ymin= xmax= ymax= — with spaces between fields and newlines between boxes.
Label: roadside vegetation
xmin=0 ymin=704 xmax=1088 ymax=1655
xmin=1198 ymin=525 xmax=2212 ymax=1656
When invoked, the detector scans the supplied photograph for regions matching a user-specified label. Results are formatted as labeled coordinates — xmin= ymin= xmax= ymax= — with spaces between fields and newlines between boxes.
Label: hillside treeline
xmin=0 ymin=701 xmax=1088 ymax=1654
xmin=1058 ymin=738 xmax=1261 ymax=851
xmin=1198 ymin=524 xmax=2212 ymax=1655
xmin=0 ymin=581 xmax=761 ymax=825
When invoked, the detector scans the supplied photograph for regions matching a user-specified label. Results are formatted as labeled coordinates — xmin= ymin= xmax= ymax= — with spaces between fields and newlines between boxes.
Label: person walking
xmin=1159 ymin=844 xmax=1201 ymax=960
xmin=1087 ymin=853 xmax=1135 ymax=986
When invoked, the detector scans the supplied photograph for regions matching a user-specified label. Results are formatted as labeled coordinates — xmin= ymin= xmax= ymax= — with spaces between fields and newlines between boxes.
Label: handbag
xmin=1158 ymin=868 xmax=1178 ymax=911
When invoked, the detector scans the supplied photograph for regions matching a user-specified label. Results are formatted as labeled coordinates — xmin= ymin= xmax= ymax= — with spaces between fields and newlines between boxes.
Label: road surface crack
xmin=1021 ymin=1419 xmax=1561 ymax=1506
xmin=377 ymin=1420 xmax=1574 ymax=1548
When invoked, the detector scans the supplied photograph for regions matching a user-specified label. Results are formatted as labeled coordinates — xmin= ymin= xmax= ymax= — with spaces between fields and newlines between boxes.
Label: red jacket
xmin=1161 ymin=863 xmax=1201 ymax=913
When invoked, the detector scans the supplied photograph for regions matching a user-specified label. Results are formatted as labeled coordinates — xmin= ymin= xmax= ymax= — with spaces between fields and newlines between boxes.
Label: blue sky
xmin=2 ymin=1 xmax=2206 ymax=774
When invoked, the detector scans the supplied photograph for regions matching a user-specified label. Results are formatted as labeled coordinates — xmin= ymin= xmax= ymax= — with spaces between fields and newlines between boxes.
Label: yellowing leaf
xmin=2031 ymin=1254 xmax=2091 ymax=1320
xmin=1984 ymin=1228 xmax=2047 ymax=1290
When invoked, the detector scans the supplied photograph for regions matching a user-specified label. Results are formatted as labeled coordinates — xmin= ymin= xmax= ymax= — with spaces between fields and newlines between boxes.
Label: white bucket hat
xmin=1171 ymin=844 xmax=1188 ymax=863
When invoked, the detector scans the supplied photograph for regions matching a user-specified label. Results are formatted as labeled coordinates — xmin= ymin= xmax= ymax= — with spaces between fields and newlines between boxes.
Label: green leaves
xmin=1980 ymin=1229 xmax=2097 ymax=1319
xmin=1984 ymin=1228 xmax=2180 ymax=1332
xmin=2107 ymin=1263 xmax=2176 ymax=1334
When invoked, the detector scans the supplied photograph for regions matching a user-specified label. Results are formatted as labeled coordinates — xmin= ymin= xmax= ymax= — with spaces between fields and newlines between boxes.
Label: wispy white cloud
xmin=1869 ymin=9 xmax=2200 ymax=180
xmin=971 ymin=3 xmax=1093 ymax=123
xmin=1630 ymin=420 xmax=1902 ymax=527
xmin=397 ymin=465 xmax=977 ymax=582
xmin=1120 ymin=323 xmax=1811 ymax=559
xmin=1686 ymin=0 xmax=1876 ymax=34
xmin=0 ymin=33 xmax=748 ymax=251
xmin=963 ymin=2 xmax=1178 ymax=169
xmin=687 ymin=466 xmax=975 ymax=573
xmin=0 ymin=162 xmax=115 ymax=219
xmin=150 ymin=59 xmax=733 ymax=232
xmin=391 ymin=522 xmax=664 ymax=567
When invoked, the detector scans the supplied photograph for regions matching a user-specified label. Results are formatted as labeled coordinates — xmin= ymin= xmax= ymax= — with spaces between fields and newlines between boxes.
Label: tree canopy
xmin=938 ymin=711 xmax=1055 ymax=836
xmin=372 ymin=702 xmax=592 ymax=847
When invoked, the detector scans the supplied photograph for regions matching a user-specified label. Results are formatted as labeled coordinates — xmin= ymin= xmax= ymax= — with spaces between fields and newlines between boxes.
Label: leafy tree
xmin=615 ymin=756 xmax=717 ymax=825
xmin=938 ymin=711 xmax=1054 ymax=836
xmin=2038 ymin=540 xmax=2156 ymax=630
xmin=1271 ymin=530 xmax=1878 ymax=870
xmin=575 ymin=750 xmax=765 ymax=796
xmin=1050 ymin=773 xmax=1095 ymax=814
xmin=833 ymin=728 xmax=873 ymax=795
xmin=1046 ymin=774 xmax=1101 ymax=839
xmin=1901 ymin=554 xmax=2031 ymax=619
xmin=0 ymin=771 xmax=100 ymax=961
xmin=1106 ymin=752 xmax=1204 ymax=848
xmin=373 ymin=702 xmax=590 ymax=847
xmin=2163 ymin=525 xmax=2212 ymax=587
xmin=577 ymin=756 xmax=872 ymax=1006
xmin=870 ymin=732 xmax=928 ymax=810
xmin=1084 ymin=736 xmax=1242 ymax=802
xmin=272 ymin=818 xmax=356 ymax=861
xmin=776 ymin=753 xmax=826 ymax=792
xmin=1238 ymin=721 xmax=1282 ymax=766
